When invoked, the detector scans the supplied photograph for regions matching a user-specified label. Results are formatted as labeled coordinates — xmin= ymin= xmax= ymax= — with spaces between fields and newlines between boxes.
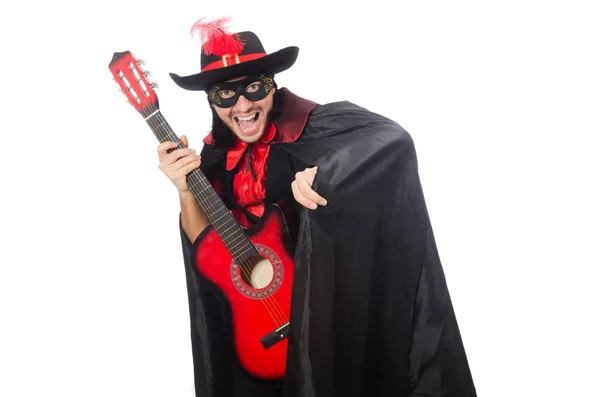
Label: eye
xmin=219 ymin=90 xmax=235 ymax=99
xmin=246 ymin=82 xmax=261 ymax=93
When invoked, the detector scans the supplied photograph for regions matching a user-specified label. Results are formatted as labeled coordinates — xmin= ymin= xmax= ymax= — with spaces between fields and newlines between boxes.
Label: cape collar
xmin=202 ymin=87 xmax=318 ymax=147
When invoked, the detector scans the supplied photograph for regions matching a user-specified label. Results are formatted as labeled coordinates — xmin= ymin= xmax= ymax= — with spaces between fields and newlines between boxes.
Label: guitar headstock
xmin=108 ymin=51 xmax=159 ymax=115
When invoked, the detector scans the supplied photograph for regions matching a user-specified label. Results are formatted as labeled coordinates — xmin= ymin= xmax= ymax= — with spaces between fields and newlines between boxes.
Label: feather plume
xmin=190 ymin=17 xmax=245 ymax=57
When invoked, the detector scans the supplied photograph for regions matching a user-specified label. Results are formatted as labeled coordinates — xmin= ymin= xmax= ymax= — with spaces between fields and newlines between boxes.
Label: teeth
xmin=237 ymin=114 xmax=256 ymax=121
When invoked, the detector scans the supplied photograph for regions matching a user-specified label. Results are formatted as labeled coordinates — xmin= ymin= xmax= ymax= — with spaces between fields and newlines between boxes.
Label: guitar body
xmin=193 ymin=204 xmax=295 ymax=380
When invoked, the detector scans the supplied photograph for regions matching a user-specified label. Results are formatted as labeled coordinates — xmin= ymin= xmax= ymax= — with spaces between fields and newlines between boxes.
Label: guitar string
xmin=145 ymin=106 xmax=289 ymax=328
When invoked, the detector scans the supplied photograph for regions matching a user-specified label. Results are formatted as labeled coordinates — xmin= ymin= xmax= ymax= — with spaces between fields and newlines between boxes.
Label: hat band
xmin=201 ymin=52 xmax=267 ymax=72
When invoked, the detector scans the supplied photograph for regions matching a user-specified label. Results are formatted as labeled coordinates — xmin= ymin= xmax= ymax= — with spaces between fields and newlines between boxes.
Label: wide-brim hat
xmin=169 ymin=27 xmax=298 ymax=91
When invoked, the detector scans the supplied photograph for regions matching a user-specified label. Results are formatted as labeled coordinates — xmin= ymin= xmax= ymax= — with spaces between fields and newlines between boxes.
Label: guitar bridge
xmin=260 ymin=322 xmax=290 ymax=350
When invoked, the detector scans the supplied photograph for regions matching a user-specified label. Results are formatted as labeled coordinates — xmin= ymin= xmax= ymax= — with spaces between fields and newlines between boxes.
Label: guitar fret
xmin=159 ymin=132 xmax=177 ymax=142
xmin=216 ymin=217 xmax=239 ymax=234
xmin=189 ymin=180 xmax=209 ymax=194
xmin=231 ymin=242 xmax=252 ymax=257
xmin=151 ymin=120 xmax=168 ymax=132
xmin=189 ymin=179 xmax=209 ymax=192
xmin=205 ymin=204 xmax=228 ymax=221
xmin=214 ymin=217 xmax=241 ymax=235
xmin=189 ymin=184 xmax=218 ymax=207
xmin=233 ymin=246 xmax=254 ymax=262
xmin=211 ymin=208 xmax=231 ymax=223
xmin=224 ymin=234 xmax=247 ymax=251
xmin=218 ymin=220 xmax=238 ymax=235
xmin=200 ymin=191 xmax=217 ymax=200
xmin=216 ymin=226 xmax=238 ymax=241
xmin=202 ymin=197 xmax=220 ymax=212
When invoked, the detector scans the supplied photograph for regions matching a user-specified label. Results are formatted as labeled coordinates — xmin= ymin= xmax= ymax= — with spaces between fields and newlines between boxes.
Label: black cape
xmin=178 ymin=89 xmax=477 ymax=397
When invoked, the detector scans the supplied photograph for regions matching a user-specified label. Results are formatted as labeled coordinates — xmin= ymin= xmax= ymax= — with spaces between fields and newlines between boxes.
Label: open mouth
xmin=235 ymin=112 xmax=260 ymax=132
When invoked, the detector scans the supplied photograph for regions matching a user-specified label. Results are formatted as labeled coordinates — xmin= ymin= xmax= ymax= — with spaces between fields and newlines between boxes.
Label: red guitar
xmin=108 ymin=51 xmax=294 ymax=380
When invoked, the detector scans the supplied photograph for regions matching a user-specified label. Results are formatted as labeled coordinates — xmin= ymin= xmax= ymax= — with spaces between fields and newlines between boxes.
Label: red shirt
xmin=226 ymin=123 xmax=277 ymax=222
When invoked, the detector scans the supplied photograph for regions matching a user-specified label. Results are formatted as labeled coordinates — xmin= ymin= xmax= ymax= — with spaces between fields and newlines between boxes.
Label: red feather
xmin=190 ymin=17 xmax=245 ymax=57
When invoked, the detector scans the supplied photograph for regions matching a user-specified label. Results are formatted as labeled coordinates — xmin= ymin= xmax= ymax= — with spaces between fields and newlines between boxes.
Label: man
xmin=158 ymin=18 xmax=477 ymax=397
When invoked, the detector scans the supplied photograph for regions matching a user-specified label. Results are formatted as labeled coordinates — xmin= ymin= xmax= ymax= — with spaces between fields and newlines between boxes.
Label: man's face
xmin=210 ymin=75 xmax=275 ymax=144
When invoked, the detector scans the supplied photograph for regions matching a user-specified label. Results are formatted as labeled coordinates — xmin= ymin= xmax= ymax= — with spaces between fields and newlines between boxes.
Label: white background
xmin=1 ymin=0 xmax=599 ymax=396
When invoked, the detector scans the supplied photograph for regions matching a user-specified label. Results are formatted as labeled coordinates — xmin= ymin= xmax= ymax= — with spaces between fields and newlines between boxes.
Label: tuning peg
xmin=150 ymin=82 xmax=159 ymax=89
xmin=143 ymin=70 xmax=152 ymax=77
xmin=136 ymin=58 xmax=145 ymax=66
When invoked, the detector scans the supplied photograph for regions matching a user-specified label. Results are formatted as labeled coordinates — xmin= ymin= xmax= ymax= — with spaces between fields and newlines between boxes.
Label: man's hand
xmin=157 ymin=135 xmax=201 ymax=194
xmin=291 ymin=166 xmax=328 ymax=210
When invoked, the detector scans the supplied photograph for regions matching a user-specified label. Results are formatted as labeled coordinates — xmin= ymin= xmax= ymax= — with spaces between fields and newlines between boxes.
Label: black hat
xmin=169 ymin=19 xmax=298 ymax=91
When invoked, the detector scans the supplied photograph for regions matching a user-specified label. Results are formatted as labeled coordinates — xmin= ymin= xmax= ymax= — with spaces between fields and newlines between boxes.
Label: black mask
xmin=208 ymin=74 xmax=275 ymax=108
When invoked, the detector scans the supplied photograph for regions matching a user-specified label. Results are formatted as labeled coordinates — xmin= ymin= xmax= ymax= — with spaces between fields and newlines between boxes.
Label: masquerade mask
xmin=208 ymin=74 xmax=275 ymax=108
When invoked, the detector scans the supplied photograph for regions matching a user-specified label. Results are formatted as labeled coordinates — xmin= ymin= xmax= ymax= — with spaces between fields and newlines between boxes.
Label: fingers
xmin=291 ymin=166 xmax=327 ymax=210
xmin=166 ymin=147 xmax=197 ymax=164
xmin=172 ymin=153 xmax=201 ymax=173
xmin=156 ymin=137 xmax=201 ymax=192
xmin=158 ymin=141 xmax=196 ymax=162
xmin=160 ymin=152 xmax=200 ymax=173
xmin=291 ymin=180 xmax=309 ymax=209
xmin=174 ymin=156 xmax=201 ymax=178
xmin=157 ymin=141 xmax=178 ymax=158
xmin=297 ymin=175 xmax=327 ymax=205
xmin=157 ymin=136 xmax=190 ymax=159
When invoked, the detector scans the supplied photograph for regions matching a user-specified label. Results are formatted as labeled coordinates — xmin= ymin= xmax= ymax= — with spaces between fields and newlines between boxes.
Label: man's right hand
xmin=157 ymin=135 xmax=201 ymax=194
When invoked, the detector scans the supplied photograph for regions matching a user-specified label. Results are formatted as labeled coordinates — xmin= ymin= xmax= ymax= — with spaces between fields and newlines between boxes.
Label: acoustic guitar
xmin=108 ymin=51 xmax=294 ymax=380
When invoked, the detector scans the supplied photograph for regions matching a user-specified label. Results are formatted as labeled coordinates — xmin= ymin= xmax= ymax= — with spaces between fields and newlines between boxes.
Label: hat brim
xmin=169 ymin=46 xmax=299 ymax=91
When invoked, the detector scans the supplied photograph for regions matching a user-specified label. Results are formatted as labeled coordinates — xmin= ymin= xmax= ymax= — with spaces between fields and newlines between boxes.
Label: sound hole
xmin=231 ymin=244 xmax=283 ymax=299
xmin=239 ymin=254 xmax=274 ymax=289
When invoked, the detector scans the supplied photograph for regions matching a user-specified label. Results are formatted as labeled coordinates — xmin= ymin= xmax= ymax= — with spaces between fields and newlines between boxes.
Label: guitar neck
xmin=143 ymin=105 xmax=257 ymax=262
